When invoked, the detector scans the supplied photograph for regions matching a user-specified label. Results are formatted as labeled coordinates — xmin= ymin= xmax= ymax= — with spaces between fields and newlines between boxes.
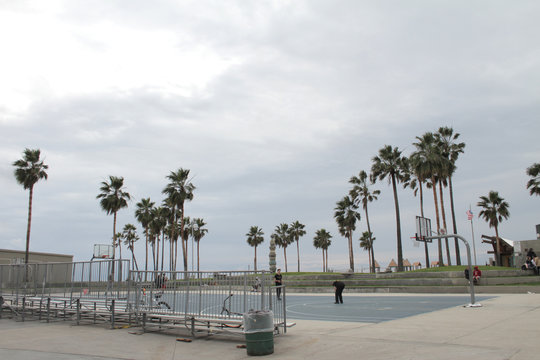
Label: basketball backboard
xmin=415 ymin=216 xmax=432 ymax=243
xmin=93 ymin=244 xmax=113 ymax=259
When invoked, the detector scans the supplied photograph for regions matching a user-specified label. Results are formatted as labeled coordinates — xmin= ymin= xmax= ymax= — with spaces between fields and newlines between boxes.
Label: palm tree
xmin=246 ymin=226 xmax=265 ymax=272
xmin=122 ymin=223 xmax=139 ymax=270
xmin=162 ymin=168 xmax=195 ymax=272
xmin=349 ymin=170 xmax=380 ymax=273
xmin=413 ymin=133 xmax=444 ymax=265
xmin=435 ymin=126 xmax=465 ymax=265
xmin=334 ymin=195 xmax=361 ymax=272
xmin=96 ymin=176 xmax=131 ymax=261
xmin=477 ymin=191 xmax=510 ymax=266
xmin=359 ymin=231 xmax=375 ymax=272
xmin=12 ymin=148 xmax=49 ymax=267
xmin=135 ymin=198 xmax=155 ymax=278
xmin=526 ymin=163 xmax=540 ymax=196
xmin=191 ymin=218 xmax=208 ymax=272
xmin=407 ymin=152 xmax=430 ymax=268
xmin=149 ymin=206 xmax=168 ymax=271
xmin=289 ymin=221 xmax=306 ymax=272
xmin=313 ymin=229 xmax=332 ymax=272
xmin=371 ymin=145 xmax=408 ymax=271
xmin=271 ymin=223 xmax=293 ymax=272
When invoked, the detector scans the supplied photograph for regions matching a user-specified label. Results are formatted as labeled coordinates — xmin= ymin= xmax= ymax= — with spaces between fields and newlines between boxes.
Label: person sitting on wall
xmin=522 ymin=256 xmax=539 ymax=275
xmin=472 ymin=266 xmax=482 ymax=285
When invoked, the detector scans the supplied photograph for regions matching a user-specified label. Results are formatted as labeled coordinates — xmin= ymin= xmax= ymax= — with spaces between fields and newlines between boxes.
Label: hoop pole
xmin=425 ymin=233 xmax=478 ymax=306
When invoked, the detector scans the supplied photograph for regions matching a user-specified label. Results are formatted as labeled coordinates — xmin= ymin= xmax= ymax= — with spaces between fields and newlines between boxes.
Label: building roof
xmin=388 ymin=259 xmax=398 ymax=267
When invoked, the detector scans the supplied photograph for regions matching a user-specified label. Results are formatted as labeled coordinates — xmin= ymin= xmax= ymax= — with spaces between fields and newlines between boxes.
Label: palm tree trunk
xmin=391 ymin=174 xmax=403 ymax=271
xmin=431 ymin=177 xmax=443 ymax=266
xmin=419 ymin=183 xmax=430 ymax=268
xmin=197 ymin=240 xmax=200 ymax=273
xmin=25 ymin=186 xmax=34 ymax=266
xmin=495 ymin=226 xmax=501 ymax=266
xmin=296 ymin=239 xmax=300 ymax=273
xmin=448 ymin=176 xmax=461 ymax=265
xmin=145 ymin=228 xmax=149 ymax=281
xmin=131 ymin=249 xmax=139 ymax=271
xmin=325 ymin=248 xmax=329 ymax=272
xmin=284 ymin=247 xmax=288 ymax=273
xmin=254 ymin=245 xmax=258 ymax=272
xmin=364 ymin=206 xmax=374 ymax=273
xmin=180 ymin=205 xmax=188 ymax=272
xmin=439 ymin=180 xmax=452 ymax=266
xmin=321 ymin=250 xmax=325 ymax=272
xmin=161 ymin=233 xmax=165 ymax=271
xmin=348 ymin=233 xmax=355 ymax=272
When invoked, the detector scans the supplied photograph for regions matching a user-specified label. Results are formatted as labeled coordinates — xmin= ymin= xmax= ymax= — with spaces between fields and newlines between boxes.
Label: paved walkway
xmin=1 ymin=293 xmax=539 ymax=359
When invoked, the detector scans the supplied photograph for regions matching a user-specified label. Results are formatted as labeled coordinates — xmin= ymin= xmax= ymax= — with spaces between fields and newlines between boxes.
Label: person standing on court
xmin=333 ymin=280 xmax=345 ymax=304
xmin=274 ymin=269 xmax=283 ymax=300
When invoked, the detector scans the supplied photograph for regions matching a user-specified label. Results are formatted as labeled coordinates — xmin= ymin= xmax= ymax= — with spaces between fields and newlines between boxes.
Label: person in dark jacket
xmin=332 ymin=280 xmax=345 ymax=304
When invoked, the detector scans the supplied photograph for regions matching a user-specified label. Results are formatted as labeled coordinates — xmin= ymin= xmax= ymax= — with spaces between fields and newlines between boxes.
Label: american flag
xmin=467 ymin=209 xmax=473 ymax=220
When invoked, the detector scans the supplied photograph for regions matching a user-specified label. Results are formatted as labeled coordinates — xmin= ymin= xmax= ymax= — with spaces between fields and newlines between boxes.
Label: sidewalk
xmin=1 ymin=293 xmax=539 ymax=359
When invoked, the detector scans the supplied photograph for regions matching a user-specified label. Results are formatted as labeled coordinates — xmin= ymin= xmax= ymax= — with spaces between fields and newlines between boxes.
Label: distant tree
xmin=359 ymin=231 xmax=375 ymax=272
xmin=526 ymin=163 xmax=540 ymax=196
xmin=413 ymin=133 xmax=445 ymax=265
xmin=349 ymin=170 xmax=379 ymax=273
xmin=12 ymin=148 xmax=49 ymax=266
xmin=96 ymin=176 xmax=131 ymax=261
xmin=135 ymin=198 xmax=155 ymax=278
xmin=272 ymin=223 xmax=294 ymax=272
xmin=246 ymin=226 xmax=265 ymax=272
xmin=149 ymin=206 xmax=168 ymax=271
xmin=477 ymin=191 xmax=510 ymax=266
xmin=406 ymin=153 xmax=430 ymax=268
xmin=122 ymin=223 xmax=139 ymax=270
xmin=313 ymin=229 xmax=332 ymax=272
xmin=435 ymin=127 xmax=466 ymax=265
xmin=334 ymin=195 xmax=361 ymax=272
xmin=162 ymin=168 xmax=195 ymax=272
xmin=191 ymin=218 xmax=208 ymax=272
xmin=289 ymin=221 xmax=306 ymax=272
xmin=371 ymin=145 xmax=408 ymax=271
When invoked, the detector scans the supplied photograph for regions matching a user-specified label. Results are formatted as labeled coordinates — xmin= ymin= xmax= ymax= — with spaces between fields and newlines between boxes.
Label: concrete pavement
xmin=1 ymin=293 xmax=539 ymax=359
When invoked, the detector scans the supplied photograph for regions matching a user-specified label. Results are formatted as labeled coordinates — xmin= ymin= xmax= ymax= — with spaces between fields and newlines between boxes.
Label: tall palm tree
xmin=349 ymin=170 xmax=380 ymax=273
xmin=162 ymin=168 xmax=195 ymax=272
xmin=413 ymin=133 xmax=444 ymax=265
xmin=359 ymin=231 xmax=375 ymax=272
xmin=246 ymin=226 xmax=265 ymax=272
xmin=96 ymin=176 xmax=131 ymax=261
xmin=135 ymin=198 xmax=155 ymax=278
xmin=435 ymin=126 xmax=466 ymax=265
xmin=334 ymin=195 xmax=361 ymax=272
xmin=477 ymin=191 xmax=510 ymax=266
xmin=313 ymin=229 xmax=332 ymax=272
xmin=271 ymin=223 xmax=293 ymax=272
xmin=149 ymin=206 xmax=168 ymax=271
xmin=526 ymin=163 xmax=540 ymax=196
xmin=289 ymin=221 xmax=306 ymax=272
xmin=192 ymin=218 xmax=208 ymax=272
xmin=122 ymin=223 xmax=139 ymax=270
xmin=407 ymin=152 xmax=430 ymax=268
xmin=12 ymin=148 xmax=49 ymax=267
xmin=371 ymin=145 xmax=408 ymax=271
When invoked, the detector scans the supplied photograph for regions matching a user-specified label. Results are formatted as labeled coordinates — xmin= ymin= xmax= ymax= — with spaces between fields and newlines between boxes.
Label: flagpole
xmin=469 ymin=205 xmax=478 ymax=266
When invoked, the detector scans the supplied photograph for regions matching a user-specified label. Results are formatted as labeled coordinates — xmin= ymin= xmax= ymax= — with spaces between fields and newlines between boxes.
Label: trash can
xmin=243 ymin=310 xmax=274 ymax=356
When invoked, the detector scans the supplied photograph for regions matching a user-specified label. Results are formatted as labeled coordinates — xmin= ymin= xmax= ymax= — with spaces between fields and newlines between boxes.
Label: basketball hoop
xmin=439 ymin=228 xmax=446 ymax=235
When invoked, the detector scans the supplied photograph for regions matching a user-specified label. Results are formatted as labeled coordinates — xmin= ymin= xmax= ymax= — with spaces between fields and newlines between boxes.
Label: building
xmin=0 ymin=249 xmax=73 ymax=265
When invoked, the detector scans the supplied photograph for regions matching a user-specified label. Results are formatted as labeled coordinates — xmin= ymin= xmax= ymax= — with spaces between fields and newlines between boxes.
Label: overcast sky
xmin=1 ymin=1 xmax=539 ymax=272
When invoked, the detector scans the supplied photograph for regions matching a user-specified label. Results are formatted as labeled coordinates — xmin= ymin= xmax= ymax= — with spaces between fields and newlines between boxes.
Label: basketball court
xmin=284 ymin=294 xmax=494 ymax=323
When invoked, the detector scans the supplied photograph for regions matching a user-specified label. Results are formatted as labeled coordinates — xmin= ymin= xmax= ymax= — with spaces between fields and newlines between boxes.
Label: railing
xmin=0 ymin=262 xmax=289 ymax=335
xmin=0 ymin=259 xmax=131 ymax=302
xmin=129 ymin=270 xmax=286 ymax=334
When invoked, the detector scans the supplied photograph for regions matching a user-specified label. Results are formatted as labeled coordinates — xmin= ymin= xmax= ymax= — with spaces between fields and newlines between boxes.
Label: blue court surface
xmin=284 ymin=295 xmax=494 ymax=323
